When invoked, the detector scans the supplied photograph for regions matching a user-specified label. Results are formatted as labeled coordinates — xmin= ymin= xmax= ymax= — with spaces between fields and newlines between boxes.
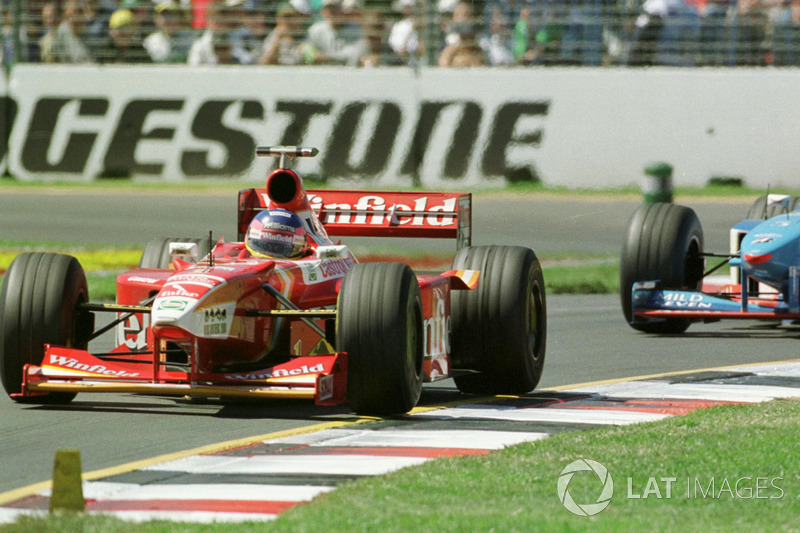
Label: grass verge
xmin=543 ymin=257 xmax=618 ymax=294
xmin=5 ymin=398 xmax=798 ymax=532
xmin=0 ymin=247 xmax=622 ymax=300
xmin=0 ymin=249 xmax=141 ymax=272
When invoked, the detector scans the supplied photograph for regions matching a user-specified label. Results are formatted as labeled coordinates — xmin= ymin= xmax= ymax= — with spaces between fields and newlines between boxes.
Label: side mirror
xmin=169 ymin=242 xmax=200 ymax=261
xmin=316 ymin=245 xmax=350 ymax=259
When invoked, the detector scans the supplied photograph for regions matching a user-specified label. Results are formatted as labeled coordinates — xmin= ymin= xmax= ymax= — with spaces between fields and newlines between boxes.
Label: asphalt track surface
xmin=0 ymin=188 xmax=742 ymax=255
xmin=2 ymin=190 xmax=798 ymax=495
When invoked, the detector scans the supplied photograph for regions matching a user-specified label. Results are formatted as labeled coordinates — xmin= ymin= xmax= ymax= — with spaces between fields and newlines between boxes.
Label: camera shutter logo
xmin=557 ymin=459 xmax=614 ymax=516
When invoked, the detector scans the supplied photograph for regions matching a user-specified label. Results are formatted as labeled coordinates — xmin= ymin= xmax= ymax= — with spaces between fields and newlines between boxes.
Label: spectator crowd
xmin=3 ymin=0 xmax=800 ymax=67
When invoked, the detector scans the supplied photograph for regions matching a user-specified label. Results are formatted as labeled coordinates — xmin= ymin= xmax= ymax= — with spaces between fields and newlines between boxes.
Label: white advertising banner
xmin=5 ymin=65 xmax=800 ymax=188
xmin=0 ymin=66 xmax=8 ymax=177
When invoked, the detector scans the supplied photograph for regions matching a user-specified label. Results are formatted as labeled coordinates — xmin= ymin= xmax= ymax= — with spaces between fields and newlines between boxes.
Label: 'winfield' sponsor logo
xmin=225 ymin=363 xmax=325 ymax=380
xmin=309 ymin=194 xmax=457 ymax=227
xmin=424 ymin=287 xmax=451 ymax=358
xmin=47 ymin=355 xmax=140 ymax=377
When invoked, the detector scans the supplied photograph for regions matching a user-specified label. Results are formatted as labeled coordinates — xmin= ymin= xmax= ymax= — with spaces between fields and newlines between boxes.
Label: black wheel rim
xmin=528 ymin=279 xmax=544 ymax=361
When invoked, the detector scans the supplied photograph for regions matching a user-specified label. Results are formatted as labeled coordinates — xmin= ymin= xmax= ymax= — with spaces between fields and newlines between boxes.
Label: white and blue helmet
xmin=246 ymin=209 xmax=309 ymax=259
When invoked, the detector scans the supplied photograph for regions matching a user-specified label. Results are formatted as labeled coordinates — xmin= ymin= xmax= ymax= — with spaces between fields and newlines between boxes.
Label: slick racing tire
xmin=450 ymin=246 xmax=546 ymax=395
xmin=620 ymin=203 xmax=704 ymax=334
xmin=745 ymin=195 xmax=799 ymax=221
xmin=337 ymin=263 xmax=423 ymax=416
xmin=0 ymin=253 xmax=92 ymax=403
xmin=139 ymin=237 xmax=211 ymax=269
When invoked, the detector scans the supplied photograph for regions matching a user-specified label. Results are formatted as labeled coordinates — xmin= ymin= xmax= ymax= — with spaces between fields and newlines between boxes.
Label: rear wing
xmin=238 ymin=188 xmax=472 ymax=250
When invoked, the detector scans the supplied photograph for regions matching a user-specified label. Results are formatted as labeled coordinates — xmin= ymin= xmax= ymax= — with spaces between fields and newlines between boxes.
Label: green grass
xmin=5 ymin=398 xmax=799 ymax=532
xmin=0 ymin=249 xmax=141 ymax=273
xmin=0 ymin=245 xmax=622 ymax=300
xmin=543 ymin=257 xmax=619 ymax=294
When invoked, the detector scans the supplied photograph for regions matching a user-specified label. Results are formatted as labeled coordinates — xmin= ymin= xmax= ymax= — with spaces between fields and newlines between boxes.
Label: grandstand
xmin=2 ymin=0 xmax=796 ymax=68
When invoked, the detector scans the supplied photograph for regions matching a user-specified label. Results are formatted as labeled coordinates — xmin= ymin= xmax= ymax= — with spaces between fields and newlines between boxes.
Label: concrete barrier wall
xmin=4 ymin=65 xmax=799 ymax=188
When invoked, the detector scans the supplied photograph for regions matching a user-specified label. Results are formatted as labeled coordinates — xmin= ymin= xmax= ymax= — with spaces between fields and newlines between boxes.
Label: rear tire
xmin=337 ymin=263 xmax=423 ymax=415
xmin=745 ymin=195 xmax=799 ymax=220
xmin=450 ymin=246 xmax=546 ymax=395
xmin=139 ymin=237 xmax=210 ymax=269
xmin=619 ymin=203 xmax=704 ymax=334
xmin=0 ymin=253 xmax=91 ymax=403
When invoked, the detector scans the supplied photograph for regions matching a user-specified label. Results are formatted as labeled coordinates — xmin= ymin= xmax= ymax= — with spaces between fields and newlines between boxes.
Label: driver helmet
xmin=246 ymin=208 xmax=310 ymax=259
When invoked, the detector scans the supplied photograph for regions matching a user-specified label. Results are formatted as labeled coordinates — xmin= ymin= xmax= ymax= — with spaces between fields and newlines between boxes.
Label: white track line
xmin=141 ymin=454 xmax=429 ymax=476
xmin=40 ymin=482 xmax=333 ymax=502
xmin=412 ymin=405 xmax=670 ymax=425
xmin=570 ymin=381 xmax=800 ymax=403
xmin=266 ymin=428 xmax=549 ymax=449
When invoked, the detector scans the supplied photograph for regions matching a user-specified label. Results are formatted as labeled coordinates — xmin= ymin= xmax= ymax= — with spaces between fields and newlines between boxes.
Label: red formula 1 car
xmin=0 ymin=146 xmax=546 ymax=415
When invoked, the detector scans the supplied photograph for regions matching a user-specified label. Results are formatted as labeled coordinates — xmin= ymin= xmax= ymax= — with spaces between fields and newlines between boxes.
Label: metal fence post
xmin=424 ymin=0 xmax=438 ymax=67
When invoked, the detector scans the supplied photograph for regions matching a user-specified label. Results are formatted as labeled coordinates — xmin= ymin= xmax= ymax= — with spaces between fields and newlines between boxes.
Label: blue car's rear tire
xmin=745 ymin=195 xmax=799 ymax=221
xmin=620 ymin=203 xmax=704 ymax=334
xmin=1 ymin=253 xmax=91 ymax=403
xmin=450 ymin=246 xmax=546 ymax=395
xmin=337 ymin=263 xmax=423 ymax=415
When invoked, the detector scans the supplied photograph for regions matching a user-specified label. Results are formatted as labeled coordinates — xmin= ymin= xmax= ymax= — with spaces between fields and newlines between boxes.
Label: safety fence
xmin=2 ymin=0 xmax=799 ymax=69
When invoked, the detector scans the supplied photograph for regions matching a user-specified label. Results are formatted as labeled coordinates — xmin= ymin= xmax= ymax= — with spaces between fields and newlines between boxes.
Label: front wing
xmin=16 ymin=345 xmax=348 ymax=406
xmin=631 ymin=281 xmax=800 ymax=322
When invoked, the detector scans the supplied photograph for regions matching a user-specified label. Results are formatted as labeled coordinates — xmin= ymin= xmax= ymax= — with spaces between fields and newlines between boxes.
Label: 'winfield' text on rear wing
xmin=239 ymin=188 xmax=472 ymax=250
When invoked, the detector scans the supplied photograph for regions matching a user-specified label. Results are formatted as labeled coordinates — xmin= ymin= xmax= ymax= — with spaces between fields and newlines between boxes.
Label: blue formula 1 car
xmin=620 ymin=194 xmax=800 ymax=333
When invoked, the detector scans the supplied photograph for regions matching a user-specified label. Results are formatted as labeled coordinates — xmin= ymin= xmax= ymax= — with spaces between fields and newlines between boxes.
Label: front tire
xmin=337 ymin=263 xmax=423 ymax=415
xmin=0 ymin=253 xmax=91 ymax=403
xmin=450 ymin=246 xmax=546 ymax=395
xmin=619 ymin=203 xmax=704 ymax=334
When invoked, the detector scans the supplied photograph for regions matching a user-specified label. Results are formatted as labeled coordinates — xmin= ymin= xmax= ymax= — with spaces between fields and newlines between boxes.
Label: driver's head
xmin=246 ymin=209 xmax=310 ymax=259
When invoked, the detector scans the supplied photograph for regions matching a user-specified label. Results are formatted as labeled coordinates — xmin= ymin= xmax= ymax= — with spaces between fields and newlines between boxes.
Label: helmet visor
xmin=247 ymin=226 xmax=305 ymax=258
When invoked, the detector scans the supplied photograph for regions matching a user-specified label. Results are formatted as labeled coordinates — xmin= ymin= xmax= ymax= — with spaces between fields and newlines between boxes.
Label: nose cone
xmin=740 ymin=213 xmax=800 ymax=286
xmin=151 ymin=274 xmax=224 ymax=326
xmin=151 ymin=274 xmax=237 ymax=340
